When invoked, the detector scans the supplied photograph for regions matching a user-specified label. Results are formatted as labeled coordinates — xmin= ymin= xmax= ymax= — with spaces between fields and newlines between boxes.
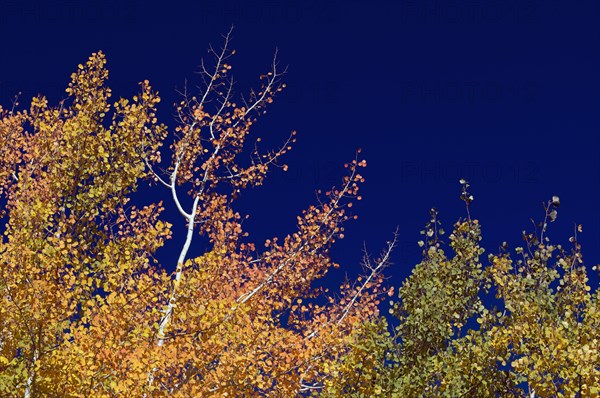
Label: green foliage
xmin=325 ymin=187 xmax=599 ymax=397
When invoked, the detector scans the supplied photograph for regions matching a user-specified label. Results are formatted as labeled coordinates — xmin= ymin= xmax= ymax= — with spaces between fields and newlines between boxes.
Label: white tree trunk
xmin=24 ymin=348 xmax=38 ymax=398
xmin=146 ymin=196 xmax=199 ymax=391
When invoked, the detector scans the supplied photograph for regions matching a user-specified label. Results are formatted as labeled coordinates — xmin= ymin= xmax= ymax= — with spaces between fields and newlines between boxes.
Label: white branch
xmin=147 ymin=195 xmax=200 ymax=391
xmin=169 ymin=160 xmax=192 ymax=219
xmin=209 ymin=78 xmax=233 ymax=140
xmin=234 ymin=49 xmax=287 ymax=128
xmin=157 ymin=196 xmax=199 ymax=347
xmin=144 ymin=157 xmax=170 ymax=188
xmin=306 ymin=229 xmax=398 ymax=339
xmin=198 ymin=27 xmax=233 ymax=110
xmin=337 ymin=231 xmax=397 ymax=326
xmin=23 ymin=348 xmax=38 ymax=398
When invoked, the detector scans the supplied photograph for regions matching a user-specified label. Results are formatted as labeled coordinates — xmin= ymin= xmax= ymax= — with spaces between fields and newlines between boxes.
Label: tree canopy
xmin=1 ymin=37 xmax=597 ymax=397
xmin=0 ymin=36 xmax=390 ymax=397
xmin=322 ymin=184 xmax=599 ymax=397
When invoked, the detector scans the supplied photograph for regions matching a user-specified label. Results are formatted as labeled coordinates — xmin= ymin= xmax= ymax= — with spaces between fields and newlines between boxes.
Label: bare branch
xmin=336 ymin=228 xmax=398 ymax=326
xmin=235 ymin=48 xmax=287 ymax=126
xmin=303 ymin=228 xmax=397 ymax=341
xmin=209 ymin=77 xmax=234 ymax=140
xmin=197 ymin=26 xmax=234 ymax=110
xmin=143 ymin=157 xmax=170 ymax=188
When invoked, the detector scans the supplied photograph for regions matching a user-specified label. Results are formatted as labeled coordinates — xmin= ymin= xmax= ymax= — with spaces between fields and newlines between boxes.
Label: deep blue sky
xmin=1 ymin=0 xmax=598 ymax=295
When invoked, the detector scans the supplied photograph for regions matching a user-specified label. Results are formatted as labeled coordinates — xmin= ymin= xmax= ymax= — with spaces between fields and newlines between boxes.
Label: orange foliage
xmin=0 ymin=33 xmax=388 ymax=397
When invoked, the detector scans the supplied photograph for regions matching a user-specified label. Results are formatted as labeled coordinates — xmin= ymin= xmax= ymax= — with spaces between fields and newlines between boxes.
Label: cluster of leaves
xmin=0 ymin=34 xmax=392 ymax=397
xmin=323 ymin=188 xmax=599 ymax=397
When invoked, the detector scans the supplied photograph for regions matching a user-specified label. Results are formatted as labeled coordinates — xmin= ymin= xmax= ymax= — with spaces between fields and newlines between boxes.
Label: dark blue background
xmin=1 ymin=0 xmax=598 ymax=301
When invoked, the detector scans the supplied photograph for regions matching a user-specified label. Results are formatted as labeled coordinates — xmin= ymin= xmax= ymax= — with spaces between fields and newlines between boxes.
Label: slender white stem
xmin=157 ymin=196 xmax=199 ymax=347
xmin=170 ymin=161 xmax=191 ymax=219
xmin=336 ymin=236 xmax=396 ymax=326
xmin=306 ymin=230 xmax=397 ymax=339
xmin=147 ymin=195 xmax=199 ymax=391
xmin=143 ymin=157 xmax=170 ymax=188
xmin=198 ymin=27 xmax=232 ymax=109
xmin=24 ymin=348 xmax=38 ymax=398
